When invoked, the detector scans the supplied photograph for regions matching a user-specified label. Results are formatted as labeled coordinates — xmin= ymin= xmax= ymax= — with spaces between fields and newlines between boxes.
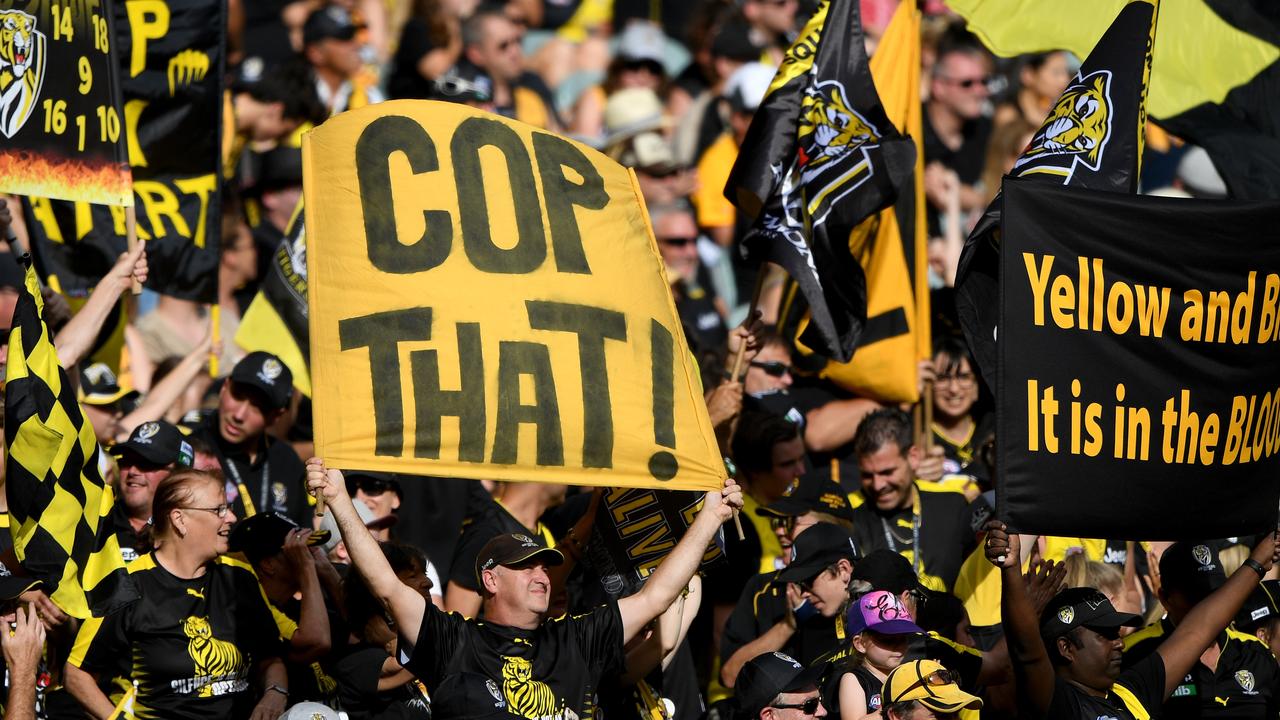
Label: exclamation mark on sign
xmin=649 ymin=319 xmax=678 ymax=480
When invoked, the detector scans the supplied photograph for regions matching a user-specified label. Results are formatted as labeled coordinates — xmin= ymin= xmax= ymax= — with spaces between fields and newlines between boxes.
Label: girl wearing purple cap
xmin=822 ymin=590 xmax=924 ymax=720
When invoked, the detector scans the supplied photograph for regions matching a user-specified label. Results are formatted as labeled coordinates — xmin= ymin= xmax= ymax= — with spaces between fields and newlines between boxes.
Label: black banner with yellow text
xmin=22 ymin=0 xmax=224 ymax=301
xmin=0 ymin=0 xmax=131 ymax=205
xmin=998 ymin=178 xmax=1280 ymax=539
xmin=586 ymin=488 xmax=722 ymax=596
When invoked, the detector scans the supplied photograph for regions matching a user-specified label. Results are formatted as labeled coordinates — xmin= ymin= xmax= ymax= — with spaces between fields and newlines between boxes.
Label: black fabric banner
xmin=957 ymin=0 xmax=1155 ymax=391
xmin=0 ymin=0 xmax=131 ymax=205
xmin=22 ymin=0 xmax=225 ymax=302
xmin=585 ymin=488 xmax=722 ymax=597
xmin=998 ymin=178 xmax=1280 ymax=540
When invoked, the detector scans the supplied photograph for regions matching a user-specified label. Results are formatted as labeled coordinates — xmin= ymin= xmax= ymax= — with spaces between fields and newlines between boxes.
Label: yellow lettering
xmin=1181 ymin=290 xmax=1204 ymax=341
xmin=1231 ymin=272 xmax=1255 ymax=344
xmin=1206 ymin=291 xmax=1230 ymax=343
xmin=1050 ymin=275 xmax=1074 ymax=329
xmin=1223 ymin=395 xmax=1248 ymax=464
xmin=27 ymin=197 xmax=64 ymax=243
xmin=1023 ymin=253 xmax=1054 ymax=327
xmin=1259 ymin=274 xmax=1279 ymax=343
xmin=1106 ymin=281 xmax=1133 ymax=335
xmin=125 ymin=1 xmax=169 ymax=79
xmin=124 ymin=99 xmax=149 ymax=167
xmin=134 ymin=181 xmax=190 ymax=239
xmin=1135 ymin=285 xmax=1170 ymax=338
xmin=175 ymin=175 xmax=217 ymax=248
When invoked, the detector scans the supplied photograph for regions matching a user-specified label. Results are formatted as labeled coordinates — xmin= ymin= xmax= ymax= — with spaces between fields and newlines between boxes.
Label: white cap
xmin=617 ymin=21 xmax=666 ymax=66
xmin=724 ymin=62 xmax=776 ymax=112
xmin=1176 ymin=146 xmax=1228 ymax=199
xmin=282 ymin=701 xmax=341 ymax=719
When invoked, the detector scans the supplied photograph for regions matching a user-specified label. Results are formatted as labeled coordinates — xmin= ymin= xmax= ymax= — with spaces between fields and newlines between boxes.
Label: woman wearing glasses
xmin=65 ymin=469 xmax=289 ymax=720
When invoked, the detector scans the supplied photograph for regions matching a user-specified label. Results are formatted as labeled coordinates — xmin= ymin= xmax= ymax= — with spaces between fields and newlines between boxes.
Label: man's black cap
xmin=255 ymin=146 xmax=303 ymax=192
xmin=430 ymin=672 xmax=520 ymax=720
xmin=1159 ymin=541 xmax=1228 ymax=601
xmin=474 ymin=533 xmax=564 ymax=586
xmin=852 ymin=549 xmax=922 ymax=595
xmin=1235 ymin=579 xmax=1280 ymax=632
xmin=711 ymin=18 xmax=763 ymax=62
xmin=229 ymin=511 xmax=330 ymax=564
xmin=756 ymin=474 xmax=853 ymax=522
xmin=1039 ymin=587 xmax=1142 ymax=640
xmin=776 ymin=522 xmax=858 ymax=584
xmin=735 ymin=652 xmax=824 ymax=719
xmin=79 ymin=363 xmax=138 ymax=407
xmin=303 ymin=5 xmax=357 ymax=45
xmin=111 ymin=420 xmax=193 ymax=468
xmin=0 ymin=563 xmax=39 ymax=603
xmin=229 ymin=351 xmax=293 ymax=411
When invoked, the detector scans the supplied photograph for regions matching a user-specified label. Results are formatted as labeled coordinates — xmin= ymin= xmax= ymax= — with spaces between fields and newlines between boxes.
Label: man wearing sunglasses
xmin=458 ymin=7 xmax=558 ymax=129
xmin=881 ymin=659 xmax=982 ymax=720
xmin=651 ymin=201 xmax=728 ymax=354
xmin=736 ymin=651 xmax=828 ymax=720
xmin=105 ymin=420 xmax=194 ymax=563
xmin=923 ymin=38 xmax=994 ymax=216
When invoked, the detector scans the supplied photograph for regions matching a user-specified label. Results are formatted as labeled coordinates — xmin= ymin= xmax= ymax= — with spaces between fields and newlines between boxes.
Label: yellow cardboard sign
xmin=304 ymin=101 xmax=723 ymax=491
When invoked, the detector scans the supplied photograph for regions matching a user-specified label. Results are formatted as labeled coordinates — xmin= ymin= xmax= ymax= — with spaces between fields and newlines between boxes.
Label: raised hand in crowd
xmin=1023 ymin=557 xmax=1066 ymax=615
xmin=2 ymin=605 xmax=45 ymax=720
xmin=913 ymin=445 xmax=947 ymax=483
xmin=54 ymin=243 xmax=148 ymax=370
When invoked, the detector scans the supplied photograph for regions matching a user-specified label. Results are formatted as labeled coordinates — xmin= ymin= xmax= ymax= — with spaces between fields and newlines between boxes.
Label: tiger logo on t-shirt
xmin=501 ymin=655 xmax=563 ymax=720
xmin=183 ymin=616 xmax=245 ymax=696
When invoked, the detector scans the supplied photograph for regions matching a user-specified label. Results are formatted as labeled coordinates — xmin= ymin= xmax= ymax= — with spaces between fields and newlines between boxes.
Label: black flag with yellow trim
xmin=235 ymin=202 xmax=311 ymax=396
xmin=725 ymin=0 xmax=915 ymax=361
xmin=955 ymin=0 xmax=1158 ymax=389
xmin=5 ymin=263 xmax=136 ymax=618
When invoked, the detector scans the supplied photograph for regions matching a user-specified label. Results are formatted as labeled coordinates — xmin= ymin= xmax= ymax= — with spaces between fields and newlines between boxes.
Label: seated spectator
xmin=457 ymin=4 xmax=559 ymax=128
xmin=388 ymin=0 xmax=474 ymax=99
xmin=735 ymin=651 xmax=828 ymax=720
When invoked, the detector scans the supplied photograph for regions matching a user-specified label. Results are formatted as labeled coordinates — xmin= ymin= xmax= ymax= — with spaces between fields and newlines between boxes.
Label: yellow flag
xmin=304 ymin=101 xmax=723 ymax=491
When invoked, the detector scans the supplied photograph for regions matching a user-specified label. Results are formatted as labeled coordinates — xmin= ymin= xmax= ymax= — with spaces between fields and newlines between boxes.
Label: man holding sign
xmin=306 ymin=458 xmax=742 ymax=718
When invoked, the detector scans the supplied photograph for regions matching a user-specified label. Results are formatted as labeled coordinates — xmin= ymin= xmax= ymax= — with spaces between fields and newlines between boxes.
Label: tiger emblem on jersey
xmin=0 ymin=10 xmax=45 ymax=139
xmin=1013 ymin=70 xmax=1113 ymax=182
xmin=501 ymin=656 xmax=565 ymax=720
xmin=183 ymin=616 xmax=245 ymax=696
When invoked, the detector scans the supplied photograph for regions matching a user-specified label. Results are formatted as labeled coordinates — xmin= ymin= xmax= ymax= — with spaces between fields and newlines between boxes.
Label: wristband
xmin=266 ymin=684 xmax=289 ymax=698
xmin=1244 ymin=558 xmax=1267 ymax=578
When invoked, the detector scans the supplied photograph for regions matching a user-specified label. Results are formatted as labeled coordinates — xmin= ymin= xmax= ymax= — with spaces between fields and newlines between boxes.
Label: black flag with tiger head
xmin=955 ymin=0 xmax=1158 ymax=390
xmin=724 ymin=0 xmax=915 ymax=362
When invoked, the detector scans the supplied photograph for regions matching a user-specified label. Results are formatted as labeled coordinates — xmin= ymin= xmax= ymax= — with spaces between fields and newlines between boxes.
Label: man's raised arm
xmin=307 ymin=458 xmax=427 ymax=642
xmin=617 ymin=478 xmax=743 ymax=644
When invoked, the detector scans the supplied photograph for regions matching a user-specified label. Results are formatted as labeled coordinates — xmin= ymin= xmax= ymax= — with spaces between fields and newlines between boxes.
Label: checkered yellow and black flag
xmin=5 ymin=262 xmax=136 ymax=618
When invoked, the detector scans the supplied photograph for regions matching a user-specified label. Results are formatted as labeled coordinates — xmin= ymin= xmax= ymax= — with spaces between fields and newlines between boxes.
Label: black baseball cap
xmin=303 ymin=5 xmax=357 ymax=45
xmin=474 ymin=533 xmax=564 ymax=586
xmin=1039 ymin=587 xmax=1142 ymax=641
xmin=111 ymin=420 xmax=194 ymax=468
xmin=1159 ymin=541 xmax=1228 ymax=602
xmin=229 ymin=351 xmax=293 ymax=411
xmin=852 ymin=549 xmax=924 ymax=595
xmin=255 ymin=146 xmax=303 ymax=192
xmin=229 ymin=511 xmax=330 ymax=563
xmin=79 ymin=363 xmax=138 ymax=406
xmin=0 ymin=563 xmax=39 ymax=603
xmin=757 ymin=474 xmax=854 ymax=522
xmin=1235 ymin=579 xmax=1280 ymax=632
xmin=776 ymin=522 xmax=858 ymax=584
xmin=735 ymin=652 xmax=824 ymax=719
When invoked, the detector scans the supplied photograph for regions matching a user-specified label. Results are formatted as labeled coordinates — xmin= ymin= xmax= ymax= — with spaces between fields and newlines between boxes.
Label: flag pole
xmin=922 ymin=380 xmax=934 ymax=452
xmin=125 ymin=207 xmax=142 ymax=295
xmin=725 ymin=268 xmax=769 ymax=541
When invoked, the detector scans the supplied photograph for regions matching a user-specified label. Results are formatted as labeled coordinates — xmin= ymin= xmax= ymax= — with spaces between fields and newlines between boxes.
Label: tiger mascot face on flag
xmin=0 ymin=10 xmax=45 ymax=138
xmin=1017 ymin=70 xmax=1113 ymax=175
xmin=798 ymin=80 xmax=880 ymax=171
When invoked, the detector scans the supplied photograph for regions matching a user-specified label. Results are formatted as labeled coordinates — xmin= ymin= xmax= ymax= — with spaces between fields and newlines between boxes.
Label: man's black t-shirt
xmin=1122 ymin=619 xmax=1280 ymax=719
xmin=1047 ymin=651 xmax=1165 ymax=720
xmin=400 ymin=600 xmax=626 ymax=719
xmin=850 ymin=488 xmax=974 ymax=592
xmin=68 ymin=554 xmax=284 ymax=720
xmin=191 ymin=411 xmax=309 ymax=526
xmin=921 ymin=112 xmax=993 ymax=186
xmin=103 ymin=500 xmax=151 ymax=564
